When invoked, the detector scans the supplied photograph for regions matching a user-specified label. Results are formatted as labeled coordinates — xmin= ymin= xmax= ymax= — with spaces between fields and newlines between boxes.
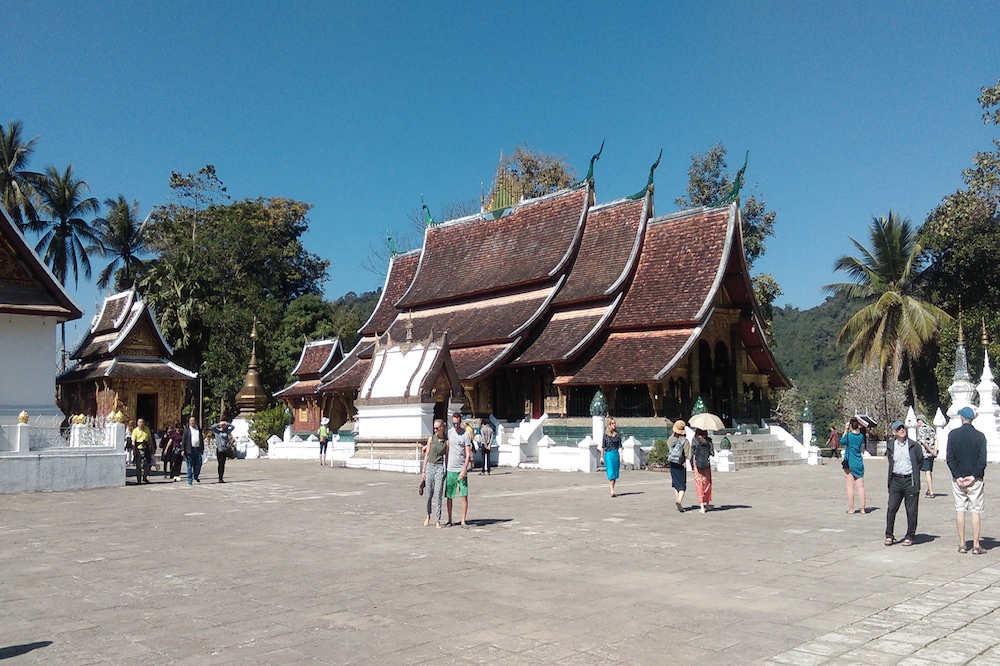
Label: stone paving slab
xmin=1 ymin=458 xmax=998 ymax=664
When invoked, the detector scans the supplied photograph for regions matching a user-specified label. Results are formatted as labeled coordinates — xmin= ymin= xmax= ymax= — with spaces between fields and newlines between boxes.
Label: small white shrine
xmin=941 ymin=321 xmax=1000 ymax=462
xmin=349 ymin=330 xmax=463 ymax=472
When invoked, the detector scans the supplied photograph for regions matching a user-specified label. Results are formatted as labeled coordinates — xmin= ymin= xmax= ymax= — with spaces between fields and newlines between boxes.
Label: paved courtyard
xmin=2 ymin=457 xmax=1000 ymax=665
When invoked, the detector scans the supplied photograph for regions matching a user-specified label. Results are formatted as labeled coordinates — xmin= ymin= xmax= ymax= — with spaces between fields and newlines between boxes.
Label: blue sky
xmin=5 ymin=2 xmax=998 ymax=344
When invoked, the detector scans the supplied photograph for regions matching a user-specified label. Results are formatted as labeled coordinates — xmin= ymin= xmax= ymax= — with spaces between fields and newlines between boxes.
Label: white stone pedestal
xmin=715 ymin=449 xmax=735 ymax=472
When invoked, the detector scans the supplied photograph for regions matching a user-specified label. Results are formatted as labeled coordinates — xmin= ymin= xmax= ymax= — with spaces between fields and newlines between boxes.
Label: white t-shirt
xmin=447 ymin=426 xmax=471 ymax=473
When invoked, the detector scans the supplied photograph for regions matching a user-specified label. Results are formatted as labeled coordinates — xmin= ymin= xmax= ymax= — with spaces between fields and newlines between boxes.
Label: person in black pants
xmin=212 ymin=420 xmax=235 ymax=483
xmin=885 ymin=420 xmax=924 ymax=547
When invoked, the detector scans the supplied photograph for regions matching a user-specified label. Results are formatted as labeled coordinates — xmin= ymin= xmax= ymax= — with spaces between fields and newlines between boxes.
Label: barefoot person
xmin=422 ymin=419 xmax=448 ymax=528
xmin=445 ymin=412 xmax=472 ymax=527
xmin=840 ymin=417 xmax=867 ymax=514
xmin=690 ymin=428 xmax=714 ymax=513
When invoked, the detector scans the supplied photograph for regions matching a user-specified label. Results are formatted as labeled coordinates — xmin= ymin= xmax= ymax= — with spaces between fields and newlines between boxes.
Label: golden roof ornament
xmin=17 ymin=410 xmax=29 ymax=424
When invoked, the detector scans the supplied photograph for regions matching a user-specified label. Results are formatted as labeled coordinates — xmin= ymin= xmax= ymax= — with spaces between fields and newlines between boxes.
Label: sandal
xmin=971 ymin=546 xmax=985 ymax=555
xmin=958 ymin=545 xmax=969 ymax=554
xmin=884 ymin=537 xmax=895 ymax=546
xmin=900 ymin=538 xmax=914 ymax=547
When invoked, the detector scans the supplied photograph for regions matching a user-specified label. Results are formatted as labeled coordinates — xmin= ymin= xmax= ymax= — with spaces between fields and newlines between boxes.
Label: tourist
xmin=946 ymin=406 xmax=988 ymax=554
xmin=690 ymin=428 xmax=714 ymax=513
xmin=479 ymin=418 xmax=494 ymax=475
xmin=182 ymin=416 xmax=204 ymax=484
xmin=212 ymin=420 xmax=236 ymax=483
xmin=840 ymin=417 xmax=867 ymax=514
xmin=422 ymin=418 xmax=449 ymax=528
xmin=445 ymin=412 xmax=472 ymax=527
xmin=602 ymin=418 xmax=623 ymax=497
xmin=885 ymin=420 xmax=924 ymax=547
xmin=667 ymin=420 xmax=690 ymax=512
xmin=165 ymin=423 xmax=183 ymax=480
xmin=916 ymin=414 xmax=938 ymax=498
xmin=131 ymin=418 xmax=153 ymax=485
xmin=318 ymin=417 xmax=330 ymax=467
xmin=828 ymin=427 xmax=840 ymax=459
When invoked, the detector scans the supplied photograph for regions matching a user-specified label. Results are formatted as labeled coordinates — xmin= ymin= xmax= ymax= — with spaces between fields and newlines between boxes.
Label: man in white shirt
xmin=181 ymin=416 xmax=203 ymax=485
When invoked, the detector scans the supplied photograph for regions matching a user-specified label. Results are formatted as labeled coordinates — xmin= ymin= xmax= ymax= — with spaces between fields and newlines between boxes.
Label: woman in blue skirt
xmin=603 ymin=418 xmax=623 ymax=497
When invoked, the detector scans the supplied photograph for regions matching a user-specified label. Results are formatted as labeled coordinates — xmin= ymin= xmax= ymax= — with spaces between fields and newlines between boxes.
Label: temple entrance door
xmin=434 ymin=401 xmax=447 ymax=422
xmin=531 ymin=377 xmax=543 ymax=419
xmin=136 ymin=393 xmax=157 ymax=431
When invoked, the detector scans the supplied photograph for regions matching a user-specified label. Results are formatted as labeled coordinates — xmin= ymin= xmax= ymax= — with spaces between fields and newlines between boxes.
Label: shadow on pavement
xmin=465 ymin=518 xmax=513 ymax=527
xmin=706 ymin=504 xmax=751 ymax=512
xmin=613 ymin=492 xmax=645 ymax=497
xmin=0 ymin=641 xmax=52 ymax=659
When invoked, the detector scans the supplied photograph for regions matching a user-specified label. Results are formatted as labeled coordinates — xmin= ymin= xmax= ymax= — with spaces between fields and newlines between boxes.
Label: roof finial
xmin=627 ymin=149 xmax=663 ymax=200
xmin=386 ymin=233 xmax=397 ymax=257
xmin=584 ymin=140 xmax=605 ymax=184
xmin=712 ymin=150 xmax=749 ymax=207
xmin=983 ymin=317 xmax=989 ymax=347
xmin=421 ymin=195 xmax=433 ymax=227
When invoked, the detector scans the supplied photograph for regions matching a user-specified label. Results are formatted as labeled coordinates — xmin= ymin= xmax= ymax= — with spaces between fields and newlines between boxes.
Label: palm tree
xmin=32 ymin=164 xmax=102 ymax=287
xmin=91 ymin=195 xmax=149 ymax=291
xmin=824 ymin=211 xmax=950 ymax=411
xmin=0 ymin=120 xmax=43 ymax=230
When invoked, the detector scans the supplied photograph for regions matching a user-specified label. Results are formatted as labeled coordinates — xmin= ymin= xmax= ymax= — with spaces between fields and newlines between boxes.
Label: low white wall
xmin=0 ymin=422 xmax=126 ymax=493
xmin=344 ymin=457 xmax=421 ymax=474
xmin=357 ymin=403 xmax=435 ymax=440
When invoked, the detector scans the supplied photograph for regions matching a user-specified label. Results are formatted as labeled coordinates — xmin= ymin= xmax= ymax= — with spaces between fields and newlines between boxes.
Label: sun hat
xmin=958 ymin=406 xmax=976 ymax=420
xmin=916 ymin=414 xmax=927 ymax=422
xmin=320 ymin=417 xmax=330 ymax=426
xmin=672 ymin=419 xmax=686 ymax=436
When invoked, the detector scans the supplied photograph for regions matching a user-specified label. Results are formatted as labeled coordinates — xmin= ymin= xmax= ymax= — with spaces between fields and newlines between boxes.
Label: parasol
xmin=688 ymin=412 xmax=725 ymax=431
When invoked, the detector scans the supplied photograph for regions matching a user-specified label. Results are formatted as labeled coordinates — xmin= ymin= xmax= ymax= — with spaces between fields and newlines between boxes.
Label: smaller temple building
xmin=58 ymin=290 xmax=197 ymax=431
xmin=274 ymin=338 xmax=344 ymax=433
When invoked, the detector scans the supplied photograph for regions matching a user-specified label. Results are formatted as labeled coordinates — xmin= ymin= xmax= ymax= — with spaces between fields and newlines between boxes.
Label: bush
xmin=249 ymin=404 xmax=289 ymax=452
xmin=648 ymin=439 xmax=670 ymax=467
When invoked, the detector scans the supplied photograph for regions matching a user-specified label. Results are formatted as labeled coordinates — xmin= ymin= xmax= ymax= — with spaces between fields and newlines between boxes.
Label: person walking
xmin=602 ymin=418 xmax=623 ymax=498
xmin=840 ymin=417 xmax=867 ymax=514
xmin=131 ymin=418 xmax=153 ymax=485
xmin=947 ymin=406 xmax=988 ymax=554
xmin=212 ymin=420 xmax=235 ymax=483
xmin=445 ymin=412 xmax=472 ymax=527
xmin=318 ymin=417 xmax=330 ymax=467
xmin=422 ymin=419 xmax=449 ymax=528
xmin=479 ymin=419 xmax=494 ymax=475
xmin=181 ymin=416 xmax=204 ymax=484
xmin=916 ymin=414 xmax=938 ymax=498
xmin=690 ymin=428 xmax=714 ymax=513
xmin=667 ymin=420 xmax=690 ymax=512
xmin=885 ymin=420 xmax=924 ymax=547
xmin=165 ymin=424 xmax=183 ymax=480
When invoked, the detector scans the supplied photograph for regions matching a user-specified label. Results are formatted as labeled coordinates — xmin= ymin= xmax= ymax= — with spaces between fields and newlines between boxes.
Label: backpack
xmin=694 ymin=442 xmax=712 ymax=469
xmin=667 ymin=438 xmax=685 ymax=464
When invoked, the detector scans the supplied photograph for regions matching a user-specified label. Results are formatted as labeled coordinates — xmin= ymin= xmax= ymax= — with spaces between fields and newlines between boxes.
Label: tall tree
xmin=676 ymin=142 xmax=780 ymax=325
xmin=0 ymin=120 xmax=42 ymax=230
xmin=824 ymin=211 xmax=950 ymax=410
xmin=91 ymin=195 xmax=149 ymax=291
xmin=31 ymin=164 xmax=101 ymax=287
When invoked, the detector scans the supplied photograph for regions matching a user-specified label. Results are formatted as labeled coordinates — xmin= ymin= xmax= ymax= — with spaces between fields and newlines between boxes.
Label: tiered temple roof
xmin=319 ymin=170 xmax=789 ymax=412
xmin=274 ymin=338 xmax=343 ymax=400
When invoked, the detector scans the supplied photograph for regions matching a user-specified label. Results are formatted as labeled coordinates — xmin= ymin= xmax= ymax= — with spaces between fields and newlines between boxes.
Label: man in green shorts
xmin=446 ymin=411 xmax=472 ymax=527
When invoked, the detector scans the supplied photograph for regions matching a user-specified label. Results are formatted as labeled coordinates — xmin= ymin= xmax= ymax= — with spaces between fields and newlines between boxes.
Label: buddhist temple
xmin=57 ymin=290 xmax=197 ymax=431
xmin=0 ymin=205 xmax=83 ymax=427
xmin=274 ymin=338 xmax=344 ymax=432
xmin=317 ymin=160 xmax=790 ymax=429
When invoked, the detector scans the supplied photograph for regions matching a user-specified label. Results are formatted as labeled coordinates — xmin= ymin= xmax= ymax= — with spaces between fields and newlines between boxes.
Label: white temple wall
xmin=0 ymin=314 xmax=64 ymax=426
xmin=357 ymin=403 xmax=435 ymax=440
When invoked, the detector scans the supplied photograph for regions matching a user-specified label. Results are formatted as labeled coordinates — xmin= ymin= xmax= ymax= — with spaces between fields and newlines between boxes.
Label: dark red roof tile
xmin=511 ymin=306 xmax=610 ymax=366
xmin=560 ymin=329 xmax=695 ymax=385
xmin=554 ymin=198 xmax=645 ymax=306
xmin=450 ymin=344 xmax=513 ymax=380
xmin=360 ymin=251 xmax=420 ymax=336
xmin=291 ymin=340 xmax=343 ymax=378
xmin=274 ymin=379 xmax=323 ymax=399
xmin=611 ymin=207 xmax=732 ymax=329
xmin=397 ymin=187 xmax=588 ymax=308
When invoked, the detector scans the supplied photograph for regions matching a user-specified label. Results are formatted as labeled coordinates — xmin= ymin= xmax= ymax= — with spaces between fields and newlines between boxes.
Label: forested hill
xmin=770 ymin=293 xmax=856 ymax=430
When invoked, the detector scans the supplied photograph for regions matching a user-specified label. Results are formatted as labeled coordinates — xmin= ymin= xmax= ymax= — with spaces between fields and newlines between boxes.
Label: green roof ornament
xmin=584 ymin=140 xmax=604 ymax=185
xmin=386 ymin=233 xmax=397 ymax=257
xmin=421 ymin=195 xmax=434 ymax=227
xmin=627 ymin=149 xmax=663 ymax=200
xmin=720 ymin=435 xmax=732 ymax=450
xmin=691 ymin=396 xmax=706 ymax=416
xmin=589 ymin=390 xmax=607 ymax=417
xmin=801 ymin=400 xmax=814 ymax=423
xmin=712 ymin=150 xmax=748 ymax=207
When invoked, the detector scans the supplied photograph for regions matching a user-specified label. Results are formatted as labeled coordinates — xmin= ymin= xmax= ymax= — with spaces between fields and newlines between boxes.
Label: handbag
xmin=227 ymin=445 xmax=237 ymax=460
xmin=418 ymin=479 xmax=425 ymax=496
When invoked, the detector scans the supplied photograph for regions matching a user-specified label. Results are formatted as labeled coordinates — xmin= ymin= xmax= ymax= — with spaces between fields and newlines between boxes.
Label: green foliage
xmin=0 ymin=119 xmax=42 ymax=230
xmin=91 ymin=195 xmax=148 ymax=290
xmin=249 ymin=404 xmax=290 ymax=452
xmin=30 ymin=164 xmax=102 ymax=288
xmin=770 ymin=294 xmax=856 ymax=430
xmin=981 ymin=80 xmax=1000 ymax=127
xmin=501 ymin=145 xmax=576 ymax=199
xmin=824 ymin=211 xmax=950 ymax=408
xmin=648 ymin=439 xmax=670 ymax=468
